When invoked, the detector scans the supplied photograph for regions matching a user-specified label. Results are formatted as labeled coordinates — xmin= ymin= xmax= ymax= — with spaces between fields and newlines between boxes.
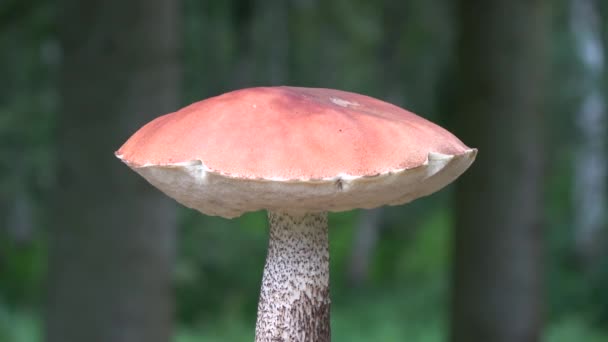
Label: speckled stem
xmin=255 ymin=211 xmax=331 ymax=342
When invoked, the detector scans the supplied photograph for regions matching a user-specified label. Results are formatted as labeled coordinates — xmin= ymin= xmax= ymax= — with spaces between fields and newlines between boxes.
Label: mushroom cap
xmin=116 ymin=86 xmax=476 ymax=218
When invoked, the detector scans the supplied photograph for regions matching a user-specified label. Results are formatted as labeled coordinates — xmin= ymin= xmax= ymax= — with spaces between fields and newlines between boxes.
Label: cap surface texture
xmin=117 ymin=86 xmax=476 ymax=218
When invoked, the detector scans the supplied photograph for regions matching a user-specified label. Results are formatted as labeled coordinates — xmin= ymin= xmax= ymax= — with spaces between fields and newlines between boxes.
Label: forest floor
xmin=4 ymin=289 xmax=606 ymax=342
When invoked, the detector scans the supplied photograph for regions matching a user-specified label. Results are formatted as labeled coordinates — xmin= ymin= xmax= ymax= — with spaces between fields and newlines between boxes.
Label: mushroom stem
xmin=255 ymin=211 xmax=331 ymax=342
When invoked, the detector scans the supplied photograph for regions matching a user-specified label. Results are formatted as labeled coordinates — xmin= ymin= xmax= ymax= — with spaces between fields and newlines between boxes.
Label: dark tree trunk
xmin=450 ymin=1 xmax=548 ymax=342
xmin=232 ymin=0 xmax=289 ymax=87
xmin=571 ymin=0 xmax=607 ymax=268
xmin=46 ymin=1 xmax=180 ymax=342
xmin=347 ymin=208 xmax=383 ymax=287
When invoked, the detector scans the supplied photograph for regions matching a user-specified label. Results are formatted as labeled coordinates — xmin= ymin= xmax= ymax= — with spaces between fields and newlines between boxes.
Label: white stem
xmin=255 ymin=211 xmax=331 ymax=342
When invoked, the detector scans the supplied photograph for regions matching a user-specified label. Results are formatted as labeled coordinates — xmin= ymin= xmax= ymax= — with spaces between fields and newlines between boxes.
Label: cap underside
xmin=118 ymin=149 xmax=476 ymax=218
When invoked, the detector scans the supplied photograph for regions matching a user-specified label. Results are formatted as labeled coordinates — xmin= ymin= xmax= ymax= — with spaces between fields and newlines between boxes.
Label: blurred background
xmin=1 ymin=0 xmax=607 ymax=341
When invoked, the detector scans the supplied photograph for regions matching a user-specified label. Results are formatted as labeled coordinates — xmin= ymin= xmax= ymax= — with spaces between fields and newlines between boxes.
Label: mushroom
xmin=115 ymin=86 xmax=476 ymax=342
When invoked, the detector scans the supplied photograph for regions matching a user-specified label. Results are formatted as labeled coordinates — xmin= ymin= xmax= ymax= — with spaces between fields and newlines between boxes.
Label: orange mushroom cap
xmin=117 ymin=86 xmax=476 ymax=218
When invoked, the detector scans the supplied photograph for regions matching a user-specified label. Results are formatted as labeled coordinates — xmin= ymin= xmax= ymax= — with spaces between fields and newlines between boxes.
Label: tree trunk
xmin=232 ymin=0 xmax=289 ymax=88
xmin=46 ymin=1 xmax=180 ymax=342
xmin=347 ymin=208 xmax=383 ymax=287
xmin=251 ymin=0 xmax=289 ymax=84
xmin=450 ymin=1 xmax=548 ymax=342
xmin=571 ymin=0 xmax=607 ymax=268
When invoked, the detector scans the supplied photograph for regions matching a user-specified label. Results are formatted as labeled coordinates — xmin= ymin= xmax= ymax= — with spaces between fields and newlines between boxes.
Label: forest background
xmin=1 ymin=0 xmax=607 ymax=341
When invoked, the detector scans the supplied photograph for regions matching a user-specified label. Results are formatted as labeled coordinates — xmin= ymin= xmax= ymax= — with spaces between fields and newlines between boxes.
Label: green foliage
xmin=0 ymin=308 xmax=40 ymax=342
xmin=174 ymin=210 xmax=268 ymax=323
xmin=394 ymin=208 xmax=451 ymax=282
xmin=0 ymin=236 xmax=46 ymax=307
xmin=547 ymin=315 xmax=608 ymax=342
